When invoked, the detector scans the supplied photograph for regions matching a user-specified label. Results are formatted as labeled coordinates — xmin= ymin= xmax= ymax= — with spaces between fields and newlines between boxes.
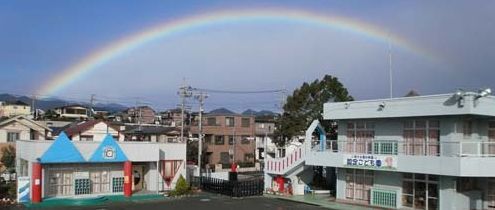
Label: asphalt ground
xmin=5 ymin=193 xmax=332 ymax=210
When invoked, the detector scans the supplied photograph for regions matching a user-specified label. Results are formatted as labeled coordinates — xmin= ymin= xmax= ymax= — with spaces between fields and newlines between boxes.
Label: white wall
xmin=72 ymin=122 xmax=124 ymax=141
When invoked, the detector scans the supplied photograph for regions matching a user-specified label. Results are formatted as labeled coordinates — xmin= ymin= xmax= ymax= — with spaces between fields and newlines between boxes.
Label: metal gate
xmin=190 ymin=176 xmax=264 ymax=197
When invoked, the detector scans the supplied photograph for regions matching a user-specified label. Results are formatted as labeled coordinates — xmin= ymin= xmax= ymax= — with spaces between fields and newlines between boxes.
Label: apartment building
xmin=191 ymin=109 xmax=256 ymax=168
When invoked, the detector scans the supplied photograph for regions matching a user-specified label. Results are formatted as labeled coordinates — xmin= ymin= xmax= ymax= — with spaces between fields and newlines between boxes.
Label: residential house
xmin=122 ymin=106 xmax=157 ymax=124
xmin=0 ymin=100 xmax=31 ymax=118
xmin=50 ymin=104 xmax=90 ymax=120
xmin=190 ymin=108 xmax=256 ymax=168
xmin=159 ymin=108 xmax=188 ymax=127
xmin=254 ymin=115 xmax=277 ymax=161
xmin=54 ymin=120 xmax=125 ymax=141
xmin=0 ymin=115 xmax=51 ymax=170
xmin=124 ymin=125 xmax=181 ymax=143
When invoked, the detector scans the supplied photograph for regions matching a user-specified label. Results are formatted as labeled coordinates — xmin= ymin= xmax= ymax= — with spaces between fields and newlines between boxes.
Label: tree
xmin=1 ymin=145 xmax=16 ymax=173
xmin=274 ymin=75 xmax=353 ymax=146
xmin=186 ymin=138 xmax=208 ymax=168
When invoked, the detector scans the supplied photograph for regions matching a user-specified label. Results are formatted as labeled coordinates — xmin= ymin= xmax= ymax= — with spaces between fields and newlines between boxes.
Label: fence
xmin=190 ymin=176 xmax=264 ymax=197
xmin=324 ymin=140 xmax=495 ymax=157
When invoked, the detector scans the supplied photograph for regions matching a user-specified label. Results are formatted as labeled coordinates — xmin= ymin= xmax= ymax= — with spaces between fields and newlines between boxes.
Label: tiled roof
xmin=60 ymin=120 xmax=120 ymax=136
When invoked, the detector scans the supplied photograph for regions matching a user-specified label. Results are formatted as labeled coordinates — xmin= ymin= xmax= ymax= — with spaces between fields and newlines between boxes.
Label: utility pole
xmin=264 ymin=125 xmax=271 ymax=171
xmin=89 ymin=94 xmax=96 ymax=119
xmin=177 ymin=80 xmax=192 ymax=143
xmin=388 ymin=36 xmax=393 ymax=99
xmin=194 ymin=91 xmax=208 ymax=175
xmin=232 ymin=123 xmax=236 ymax=165
xmin=135 ymin=98 xmax=142 ymax=131
xmin=279 ymin=87 xmax=287 ymax=114
xmin=31 ymin=94 xmax=36 ymax=119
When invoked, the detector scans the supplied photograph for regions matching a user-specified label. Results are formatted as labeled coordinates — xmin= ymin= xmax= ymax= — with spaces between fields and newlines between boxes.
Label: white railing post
xmin=459 ymin=142 xmax=463 ymax=157
xmin=478 ymin=141 xmax=482 ymax=157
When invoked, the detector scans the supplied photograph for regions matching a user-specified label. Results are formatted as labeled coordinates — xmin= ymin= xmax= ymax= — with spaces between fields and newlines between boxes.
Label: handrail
xmin=318 ymin=140 xmax=495 ymax=157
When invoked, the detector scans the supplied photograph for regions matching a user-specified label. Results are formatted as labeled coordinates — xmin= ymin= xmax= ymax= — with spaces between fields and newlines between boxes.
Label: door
xmin=132 ymin=165 xmax=143 ymax=191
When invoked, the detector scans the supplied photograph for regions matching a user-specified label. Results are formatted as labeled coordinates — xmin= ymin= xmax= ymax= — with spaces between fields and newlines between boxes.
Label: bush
xmin=169 ymin=175 xmax=191 ymax=197
xmin=0 ymin=182 xmax=16 ymax=199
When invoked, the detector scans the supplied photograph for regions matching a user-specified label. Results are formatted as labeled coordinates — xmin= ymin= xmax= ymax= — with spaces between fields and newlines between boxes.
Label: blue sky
xmin=1 ymin=1 xmax=494 ymax=112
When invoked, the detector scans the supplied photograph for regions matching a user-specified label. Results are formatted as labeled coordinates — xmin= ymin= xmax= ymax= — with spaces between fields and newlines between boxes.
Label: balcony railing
xmin=321 ymin=140 xmax=495 ymax=157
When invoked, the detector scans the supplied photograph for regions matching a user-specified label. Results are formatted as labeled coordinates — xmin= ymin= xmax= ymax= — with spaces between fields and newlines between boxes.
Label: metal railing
xmin=265 ymin=147 xmax=305 ymax=174
xmin=190 ymin=176 xmax=264 ymax=197
xmin=320 ymin=140 xmax=495 ymax=157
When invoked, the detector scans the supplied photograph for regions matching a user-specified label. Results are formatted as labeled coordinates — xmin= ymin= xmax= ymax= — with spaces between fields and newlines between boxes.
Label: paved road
xmin=9 ymin=193 xmax=331 ymax=210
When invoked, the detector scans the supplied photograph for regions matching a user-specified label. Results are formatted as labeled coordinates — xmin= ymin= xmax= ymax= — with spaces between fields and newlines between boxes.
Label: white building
xmin=16 ymin=132 xmax=186 ymax=203
xmin=265 ymin=90 xmax=495 ymax=210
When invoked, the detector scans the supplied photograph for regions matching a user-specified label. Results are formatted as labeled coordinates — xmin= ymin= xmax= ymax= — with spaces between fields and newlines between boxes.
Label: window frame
xmin=7 ymin=132 xmax=20 ymax=142
xmin=225 ymin=117 xmax=235 ymax=127
xmin=214 ymin=135 xmax=225 ymax=145
xmin=241 ymin=118 xmax=250 ymax=127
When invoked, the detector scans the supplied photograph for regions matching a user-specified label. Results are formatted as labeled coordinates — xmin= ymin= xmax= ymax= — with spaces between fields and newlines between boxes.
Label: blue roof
xmin=88 ymin=134 xmax=128 ymax=162
xmin=40 ymin=132 xmax=86 ymax=163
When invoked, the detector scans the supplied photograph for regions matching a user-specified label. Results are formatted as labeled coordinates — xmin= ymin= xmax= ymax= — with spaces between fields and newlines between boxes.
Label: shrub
xmin=169 ymin=175 xmax=191 ymax=197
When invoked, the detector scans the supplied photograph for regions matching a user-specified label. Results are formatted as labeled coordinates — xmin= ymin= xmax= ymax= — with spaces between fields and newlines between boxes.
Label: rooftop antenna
xmin=388 ymin=34 xmax=393 ymax=99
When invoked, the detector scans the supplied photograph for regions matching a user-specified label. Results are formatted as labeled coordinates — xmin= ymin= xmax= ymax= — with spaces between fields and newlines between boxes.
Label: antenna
xmin=388 ymin=35 xmax=393 ymax=99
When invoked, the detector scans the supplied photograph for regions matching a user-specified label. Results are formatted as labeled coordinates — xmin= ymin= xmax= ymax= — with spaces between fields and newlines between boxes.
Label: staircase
xmin=265 ymin=120 xmax=326 ymax=176
xmin=265 ymin=146 xmax=306 ymax=175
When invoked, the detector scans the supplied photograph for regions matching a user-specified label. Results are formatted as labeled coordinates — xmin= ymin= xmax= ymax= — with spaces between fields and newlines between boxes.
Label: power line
xmin=191 ymin=88 xmax=285 ymax=94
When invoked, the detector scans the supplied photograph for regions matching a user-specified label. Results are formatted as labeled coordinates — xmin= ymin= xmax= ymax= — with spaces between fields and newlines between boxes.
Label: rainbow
xmin=38 ymin=8 xmax=436 ymax=96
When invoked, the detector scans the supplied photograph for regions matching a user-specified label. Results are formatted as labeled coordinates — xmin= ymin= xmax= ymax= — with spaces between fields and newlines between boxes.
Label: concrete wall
xmin=305 ymin=116 xmax=495 ymax=177
xmin=71 ymin=122 xmax=124 ymax=141
xmin=324 ymin=94 xmax=495 ymax=120
xmin=17 ymin=140 xmax=186 ymax=163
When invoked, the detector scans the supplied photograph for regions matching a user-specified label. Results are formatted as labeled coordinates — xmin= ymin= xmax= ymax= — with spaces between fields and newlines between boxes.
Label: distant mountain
xmin=0 ymin=93 xmax=128 ymax=113
xmin=208 ymin=108 xmax=236 ymax=115
xmin=242 ymin=109 xmax=277 ymax=116
xmin=94 ymin=103 xmax=128 ymax=113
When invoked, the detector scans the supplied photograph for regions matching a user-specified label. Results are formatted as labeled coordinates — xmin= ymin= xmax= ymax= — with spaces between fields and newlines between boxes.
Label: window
xmin=403 ymin=120 xmax=439 ymax=156
xmin=244 ymin=153 xmax=254 ymax=162
xmin=80 ymin=135 xmax=94 ymax=141
xmin=457 ymin=177 xmax=477 ymax=192
xmin=207 ymin=117 xmax=217 ymax=126
xmin=463 ymin=120 xmax=472 ymax=138
xmin=48 ymin=170 xmax=73 ymax=196
xmin=204 ymin=135 xmax=213 ymax=144
xmin=402 ymin=173 xmax=438 ymax=210
xmin=228 ymin=136 xmax=234 ymax=145
xmin=487 ymin=178 xmax=495 ymax=210
xmin=220 ymin=152 xmax=230 ymax=164
xmin=488 ymin=122 xmax=495 ymax=155
xmin=345 ymin=169 xmax=373 ymax=202
xmin=241 ymin=118 xmax=250 ymax=127
xmin=112 ymin=177 xmax=124 ymax=193
xmin=7 ymin=132 xmax=20 ymax=142
xmin=241 ymin=136 xmax=250 ymax=144
xmin=90 ymin=170 xmax=110 ymax=194
xmin=346 ymin=122 xmax=375 ymax=153
xmin=215 ymin=135 xmax=225 ymax=145
xmin=225 ymin=117 xmax=235 ymax=127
